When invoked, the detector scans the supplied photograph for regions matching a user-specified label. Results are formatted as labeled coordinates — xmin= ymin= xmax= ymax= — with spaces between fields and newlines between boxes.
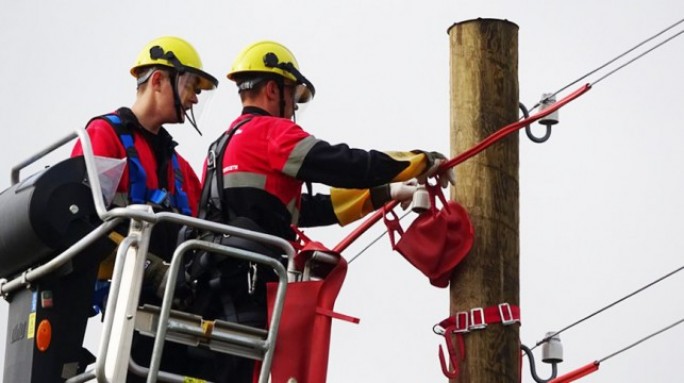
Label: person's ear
xmin=149 ymin=70 xmax=166 ymax=90
xmin=264 ymin=80 xmax=279 ymax=101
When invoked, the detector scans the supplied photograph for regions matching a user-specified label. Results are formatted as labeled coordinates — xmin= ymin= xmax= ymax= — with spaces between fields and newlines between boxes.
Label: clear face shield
xmin=289 ymin=82 xmax=314 ymax=123
xmin=176 ymin=72 xmax=216 ymax=135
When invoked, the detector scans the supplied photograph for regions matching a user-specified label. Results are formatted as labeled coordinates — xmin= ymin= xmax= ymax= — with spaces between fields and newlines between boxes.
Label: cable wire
xmin=591 ymin=28 xmax=684 ymax=87
xmin=551 ymin=318 xmax=684 ymax=382
xmin=527 ymin=18 xmax=684 ymax=113
xmin=599 ymin=317 xmax=684 ymax=363
xmin=347 ymin=209 xmax=411 ymax=264
xmin=532 ymin=264 xmax=684 ymax=350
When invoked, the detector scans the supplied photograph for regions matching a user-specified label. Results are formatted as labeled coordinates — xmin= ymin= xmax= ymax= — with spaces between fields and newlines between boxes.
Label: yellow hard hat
xmin=227 ymin=40 xmax=315 ymax=102
xmin=131 ymin=36 xmax=218 ymax=90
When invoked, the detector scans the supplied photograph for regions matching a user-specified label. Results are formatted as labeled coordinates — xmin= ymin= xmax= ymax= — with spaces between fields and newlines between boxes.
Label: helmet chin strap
xmin=170 ymin=72 xmax=203 ymax=136
xmin=185 ymin=107 xmax=202 ymax=136
xmin=169 ymin=72 xmax=184 ymax=122
xmin=276 ymin=77 xmax=286 ymax=118
xmin=275 ymin=76 xmax=299 ymax=121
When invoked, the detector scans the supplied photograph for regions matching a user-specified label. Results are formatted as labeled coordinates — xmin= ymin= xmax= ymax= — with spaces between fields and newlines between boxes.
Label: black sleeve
xmin=298 ymin=193 xmax=339 ymax=227
xmin=296 ymin=141 xmax=410 ymax=188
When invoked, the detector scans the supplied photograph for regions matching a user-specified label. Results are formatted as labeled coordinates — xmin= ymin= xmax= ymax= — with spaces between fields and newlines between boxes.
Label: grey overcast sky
xmin=2 ymin=1 xmax=684 ymax=382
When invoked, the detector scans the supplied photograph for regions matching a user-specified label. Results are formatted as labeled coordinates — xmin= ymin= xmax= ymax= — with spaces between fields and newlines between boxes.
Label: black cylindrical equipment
xmin=0 ymin=157 xmax=101 ymax=278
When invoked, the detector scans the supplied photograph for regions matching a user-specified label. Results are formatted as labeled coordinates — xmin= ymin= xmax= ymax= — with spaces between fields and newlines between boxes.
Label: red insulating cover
xmin=548 ymin=362 xmax=600 ymax=383
xmin=384 ymin=183 xmax=474 ymax=287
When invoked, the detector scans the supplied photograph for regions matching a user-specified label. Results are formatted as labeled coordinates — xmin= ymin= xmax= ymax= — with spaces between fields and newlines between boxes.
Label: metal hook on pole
xmin=522 ymin=92 xmax=559 ymax=143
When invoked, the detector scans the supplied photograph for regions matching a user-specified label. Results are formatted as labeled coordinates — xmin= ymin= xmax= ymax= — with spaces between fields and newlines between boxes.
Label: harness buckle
xmin=469 ymin=307 xmax=487 ymax=331
xmin=498 ymin=302 xmax=518 ymax=326
xmin=247 ymin=262 xmax=258 ymax=295
xmin=207 ymin=150 xmax=217 ymax=170
xmin=453 ymin=311 xmax=469 ymax=333
xmin=149 ymin=189 xmax=168 ymax=206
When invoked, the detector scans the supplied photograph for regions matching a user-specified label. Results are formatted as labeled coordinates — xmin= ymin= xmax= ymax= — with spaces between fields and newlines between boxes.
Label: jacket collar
xmin=241 ymin=106 xmax=271 ymax=117
xmin=115 ymin=107 xmax=177 ymax=152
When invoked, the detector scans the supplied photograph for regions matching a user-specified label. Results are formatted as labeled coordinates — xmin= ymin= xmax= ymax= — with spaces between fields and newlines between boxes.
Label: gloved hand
xmin=389 ymin=179 xmax=419 ymax=210
xmin=414 ymin=150 xmax=456 ymax=188
xmin=153 ymin=264 xmax=172 ymax=300
xmin=152 ymin=262 xmax=195 ymax=309
xmin=145 ymin=253 xmax=193 ymax=308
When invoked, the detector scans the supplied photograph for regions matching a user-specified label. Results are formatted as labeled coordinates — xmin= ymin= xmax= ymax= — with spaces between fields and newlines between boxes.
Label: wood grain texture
xmin=448 ymin=18 xmax=520 ymax=383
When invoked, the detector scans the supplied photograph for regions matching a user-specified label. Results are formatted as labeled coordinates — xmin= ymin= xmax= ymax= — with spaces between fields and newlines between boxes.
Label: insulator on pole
xmin=542 ymin=331 xmax=564 ymax=364
xmin=539 ymin=93 xmax=559 ymax=126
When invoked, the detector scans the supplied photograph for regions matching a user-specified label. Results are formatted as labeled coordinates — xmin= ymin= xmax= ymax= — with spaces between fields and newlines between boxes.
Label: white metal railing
xmin=3 ymin=127 xmax=297 ymax=383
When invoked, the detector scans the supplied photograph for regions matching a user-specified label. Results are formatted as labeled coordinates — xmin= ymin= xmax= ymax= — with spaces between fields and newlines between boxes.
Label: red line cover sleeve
xmin=548 ymin=361 xmax=600 ymax=383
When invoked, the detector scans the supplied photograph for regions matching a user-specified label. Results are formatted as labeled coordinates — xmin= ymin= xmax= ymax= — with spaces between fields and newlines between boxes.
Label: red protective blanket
xmin=265 ymin=256 xmax=355 ymax=383
xmin=384 ymin=184 xmax=474 ymax=287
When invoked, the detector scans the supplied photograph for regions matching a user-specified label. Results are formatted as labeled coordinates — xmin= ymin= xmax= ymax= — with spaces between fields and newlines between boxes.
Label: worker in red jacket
xmin=191 ymin=40 xmax=453 ymax=382
xmin=72 ymin=36 xmax=218 ymax=382
xmin=72 ymin=35 xmax=217 ymax=271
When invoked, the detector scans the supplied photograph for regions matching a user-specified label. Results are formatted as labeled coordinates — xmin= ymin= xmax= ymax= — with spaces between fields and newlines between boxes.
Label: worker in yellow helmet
xmin=188 ymin=40 xmax=454 ymax=381
xmin=73 ymin=35 xmax=217 ymax=217
xmin=71 ymin=36 xmax=218 ymax=382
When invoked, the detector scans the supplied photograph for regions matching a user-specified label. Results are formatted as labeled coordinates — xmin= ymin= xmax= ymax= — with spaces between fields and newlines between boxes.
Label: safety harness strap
xmin=96 ymin=113 xmax=191 ymax=214
xmin=189 ymin=117 xmax=270 ymax=326
xmin=170 ymin=154 xmax=191 ymax=215
xmin=116 ymin=130 xmax=148 ymax=205
xmin=199 ymin=117 xmax=253 ymax=221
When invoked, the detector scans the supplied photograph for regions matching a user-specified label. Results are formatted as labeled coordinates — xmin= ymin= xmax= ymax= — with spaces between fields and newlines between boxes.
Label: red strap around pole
xmin=435 ymin=303 xmax=521 ymax=379
xmin=438 ymin=303 xmax=521 ymax=332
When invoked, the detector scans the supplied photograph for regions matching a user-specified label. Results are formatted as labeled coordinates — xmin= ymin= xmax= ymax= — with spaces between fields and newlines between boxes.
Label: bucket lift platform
xmin=0 ymin=128 xmax=299 ymax=383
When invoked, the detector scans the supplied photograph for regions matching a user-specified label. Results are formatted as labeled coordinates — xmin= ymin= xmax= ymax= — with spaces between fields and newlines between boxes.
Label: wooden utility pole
xmin=447 ymin=19 xmax=520 ymax=382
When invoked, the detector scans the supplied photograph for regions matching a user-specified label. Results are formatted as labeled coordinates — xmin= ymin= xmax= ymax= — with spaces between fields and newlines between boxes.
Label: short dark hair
xmin=234 ymin=73 xmax=283 ymax=100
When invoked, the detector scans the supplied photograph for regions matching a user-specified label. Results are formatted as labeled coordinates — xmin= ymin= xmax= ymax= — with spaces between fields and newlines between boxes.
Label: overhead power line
xmin=548 ymin=317 xmax=684 ymax=382
xmin=591 ymin=27 xmax=684 ymax=86
xmin=528 ymin=17 xmax=684 ymax=113
xmin=532 ymin=263 xmax=684 ymax=350
xmin=599 ymin=316 xmax=684 ymax=363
